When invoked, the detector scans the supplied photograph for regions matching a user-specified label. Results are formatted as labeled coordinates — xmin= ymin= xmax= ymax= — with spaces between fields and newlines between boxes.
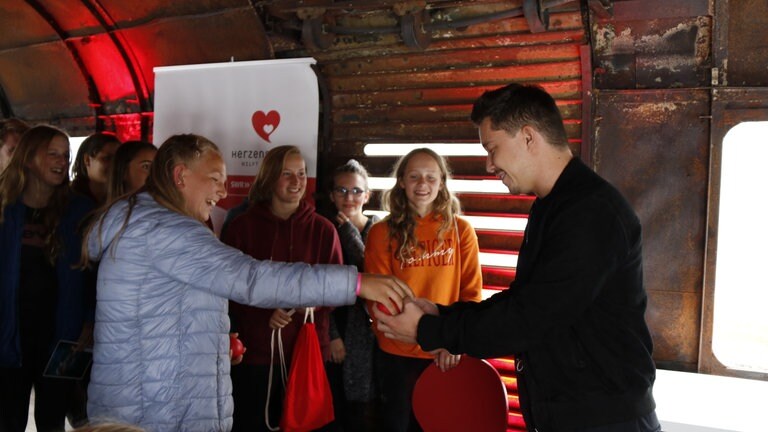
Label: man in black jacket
xmin=374 ymin=83 xmax=660 ymax=432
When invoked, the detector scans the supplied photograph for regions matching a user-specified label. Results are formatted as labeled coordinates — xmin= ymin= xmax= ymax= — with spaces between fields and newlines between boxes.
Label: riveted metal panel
xmin=721 ymin=0 xmax=768 ymax=86
xmin=594 ymin=88 xmax=710 ymax=371
xmin=591 ymin=0 xmax=712 ymax=89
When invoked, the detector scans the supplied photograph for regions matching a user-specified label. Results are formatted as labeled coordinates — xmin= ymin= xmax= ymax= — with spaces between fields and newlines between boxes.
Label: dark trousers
xmin=0 ymin=366 xmax=73 ymax=432
xmin=231 ymin=364 xmax=282 ymax=432
xmin=570 ymin=411 xmax=661 ymax=432
xmin=324 ymin=362 xmax=345 ymax=432
xmin=66 ymin=367 xmax=90 ymax=428
xmin=345 ymin=401 xmax=384 ymax=432
xmin=327 ymin=361 xmax=384 ymax=432
xmin=377 ymin=349 xmax=432 ymax=432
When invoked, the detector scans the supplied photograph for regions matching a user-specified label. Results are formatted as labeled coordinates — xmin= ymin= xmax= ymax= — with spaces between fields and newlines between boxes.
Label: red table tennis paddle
xmin=412 ymin=356 xmax=508 ymax=432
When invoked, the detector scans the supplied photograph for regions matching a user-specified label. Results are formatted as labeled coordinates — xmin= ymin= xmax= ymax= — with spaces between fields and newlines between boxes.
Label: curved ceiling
xmin=0 ymin=0 xmax=586 ymax=139
xmin=0 ymin=0 xmax=272 ymax=137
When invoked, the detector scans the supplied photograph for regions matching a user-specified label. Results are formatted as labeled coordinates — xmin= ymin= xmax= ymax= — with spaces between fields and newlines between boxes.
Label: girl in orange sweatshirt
xmin=364 ymin=148 xmax=483 ymax=432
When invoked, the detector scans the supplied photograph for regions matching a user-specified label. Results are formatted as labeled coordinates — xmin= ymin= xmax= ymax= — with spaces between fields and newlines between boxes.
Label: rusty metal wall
xmin=303 ymin=3 xmax=587 ymax=257
xmin=720 ymin=0 xmax=768 ymax=86
xmin=591 ymin=0 xmax=714 ymax=372
xmin=591 ymin=0 xmax=712 ymax=89
xmin=591 ymin=0 xmax=768 ymax=375
xmin=594 ymin=89 xmax=710 ymax=372
xmin=316 ymin=8 xmax=585 ymax=168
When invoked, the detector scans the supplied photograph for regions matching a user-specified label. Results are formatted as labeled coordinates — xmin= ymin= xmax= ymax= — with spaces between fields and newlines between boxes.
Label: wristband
xmin=355 ymin=273 xmax=362 ymax=296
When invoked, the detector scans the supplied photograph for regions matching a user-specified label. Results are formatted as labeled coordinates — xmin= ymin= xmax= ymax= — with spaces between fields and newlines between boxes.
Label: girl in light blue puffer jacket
xmin=82 ymin=134 xmax=410 ymax=432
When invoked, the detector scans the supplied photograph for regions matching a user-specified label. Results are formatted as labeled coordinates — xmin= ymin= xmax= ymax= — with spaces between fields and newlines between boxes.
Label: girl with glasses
xmin=327 ymin=159 xmax=382 ymax=430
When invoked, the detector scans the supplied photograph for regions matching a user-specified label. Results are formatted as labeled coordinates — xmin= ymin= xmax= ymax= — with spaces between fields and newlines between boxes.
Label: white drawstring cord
xmin=265 ymin=328 xmax=287 ymax=431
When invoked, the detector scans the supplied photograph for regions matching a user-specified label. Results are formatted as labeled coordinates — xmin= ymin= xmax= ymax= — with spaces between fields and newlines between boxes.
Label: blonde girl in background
xmin=364 ymin=148 xmax=483 ymax=432
xmin=0 ymin=125 xmax=95 ymax=432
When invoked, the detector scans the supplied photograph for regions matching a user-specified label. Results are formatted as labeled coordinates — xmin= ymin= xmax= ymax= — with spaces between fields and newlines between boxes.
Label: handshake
xmin=358 ymin=273 xmax=436 ymax=345
xmin=372 ymin=297 xmax=439 ymax=345
xmin=373 ymin=297 xmax=463 ymax=372
xmin=359 ymin=273 xmax=460 ymax=370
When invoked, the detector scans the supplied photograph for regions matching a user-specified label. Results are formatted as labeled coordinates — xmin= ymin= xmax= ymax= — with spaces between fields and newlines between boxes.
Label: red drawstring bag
xmin=279 ymin=308 xmax=334 ymax=432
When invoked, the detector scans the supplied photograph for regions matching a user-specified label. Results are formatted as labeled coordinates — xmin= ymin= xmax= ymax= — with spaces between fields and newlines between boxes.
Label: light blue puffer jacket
xmin=86 ymin=193 xmax=357 ymax=432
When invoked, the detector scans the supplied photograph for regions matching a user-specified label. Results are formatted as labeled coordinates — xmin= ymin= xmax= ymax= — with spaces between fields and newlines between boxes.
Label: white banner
xmin=153 ymin=58 xmax=320 ymax=220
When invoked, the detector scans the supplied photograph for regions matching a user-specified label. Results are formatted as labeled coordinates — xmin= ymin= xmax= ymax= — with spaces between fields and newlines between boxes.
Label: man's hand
xmin=410 ymin=297 xmax=439 ymax=316
xmin=358 ymin=273 xmax=413 ymax=314
xmin=373 ymin=299 xmax=426 ymax=344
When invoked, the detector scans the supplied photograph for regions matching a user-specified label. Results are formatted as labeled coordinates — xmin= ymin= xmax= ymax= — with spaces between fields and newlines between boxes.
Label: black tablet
xmin=43 ymin=340 xmax=93 ymax=380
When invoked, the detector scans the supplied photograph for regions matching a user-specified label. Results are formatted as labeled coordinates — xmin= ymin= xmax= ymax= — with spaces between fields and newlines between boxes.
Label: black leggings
xmin=0 ymin=365 xmax=73 ymax=432
xmin=376 ymin=349 xmax=431 ymax=432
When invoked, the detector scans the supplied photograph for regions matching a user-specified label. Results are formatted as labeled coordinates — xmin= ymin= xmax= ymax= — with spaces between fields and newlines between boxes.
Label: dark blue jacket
xmin=0 ymin=192 xmax=94 ymax=367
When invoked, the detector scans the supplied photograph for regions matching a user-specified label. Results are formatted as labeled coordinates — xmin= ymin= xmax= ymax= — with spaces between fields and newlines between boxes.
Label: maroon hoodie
xmin=222 ymin=200 xmax=343 ymax=365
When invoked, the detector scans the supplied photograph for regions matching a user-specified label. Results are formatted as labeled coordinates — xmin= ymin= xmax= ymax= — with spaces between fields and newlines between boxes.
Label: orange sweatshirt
xmin=364 ymin=213 xmax=483 ymax=359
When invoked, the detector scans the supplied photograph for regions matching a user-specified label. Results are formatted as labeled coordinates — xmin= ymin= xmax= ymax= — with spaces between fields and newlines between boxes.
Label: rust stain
xmin=621 ymin=102 xmax=679 ymax=124
xmin=594 ymin=23 xmax=618 ymax=54
xmin=695 ymin=16 xmax=712 ymax=65
xmin=610 ymin=27 xmax=636 ymax=54
xmin=595 ymin=17 xmax=711 ymax=84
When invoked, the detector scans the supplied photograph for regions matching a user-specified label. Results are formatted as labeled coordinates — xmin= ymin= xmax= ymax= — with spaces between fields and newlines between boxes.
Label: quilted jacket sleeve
xmin=148 ymin=219 xmax=358 ymax=309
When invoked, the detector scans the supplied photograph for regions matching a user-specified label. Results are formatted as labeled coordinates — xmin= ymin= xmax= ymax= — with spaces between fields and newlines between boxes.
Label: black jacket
xmin=418 ymin=158 xmax=656 ymax=431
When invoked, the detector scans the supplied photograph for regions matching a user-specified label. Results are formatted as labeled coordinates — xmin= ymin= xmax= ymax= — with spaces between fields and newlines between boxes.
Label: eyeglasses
xmin=333 ymin=186 xmax=366 ymax=197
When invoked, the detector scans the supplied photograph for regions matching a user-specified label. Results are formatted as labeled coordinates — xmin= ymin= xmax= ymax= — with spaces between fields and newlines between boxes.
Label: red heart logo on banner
xmin=252 ymin=110 xmax=281 ymax=142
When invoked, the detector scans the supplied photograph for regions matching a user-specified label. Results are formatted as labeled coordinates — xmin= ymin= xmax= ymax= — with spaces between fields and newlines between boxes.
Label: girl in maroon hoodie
xmin=222 ymin=145 xmax=343 ymax=432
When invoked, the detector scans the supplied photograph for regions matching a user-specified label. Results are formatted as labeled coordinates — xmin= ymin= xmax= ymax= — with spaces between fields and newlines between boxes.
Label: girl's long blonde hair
xmin=80 ymin=134 xmax=220 ymax=267
xmin=0 ymin=125 xmax=71 ymax=263
xmin=382 ymin=148 xmax=460 ymax=262
xmin=75 ymin=422 xmax=145 ymax=432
